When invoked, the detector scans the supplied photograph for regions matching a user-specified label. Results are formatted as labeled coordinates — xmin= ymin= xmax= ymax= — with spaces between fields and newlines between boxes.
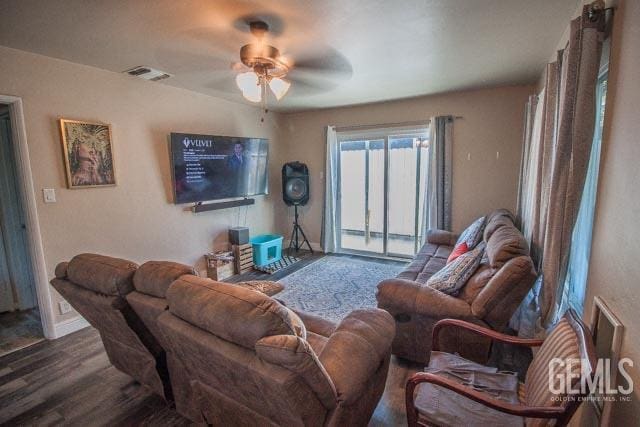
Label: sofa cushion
xmin=416 ymin=257 xmax=448 ymax=284
xmin=486 ymin=225 xmax=529 ymax=268
xmin=166 ymin=275 xmax=301 ymax=349
xmin=455 ymin=216 xmax=486 ymax=249
xmin=66 ymin=253 xmax=138 ymax=296
xmin=255 ymin=334 xmax=336 ymax=408
xmin=483 ymin=209 xmax=516 ymax=242
xmin=427 ymin=244 xmax=484 ymax=296
xmin=458 ymin=263 xmax=498 ymax=304
xmin=134 ymin=260 xmax=195 ymax=298
xmin=284 ymin=306 xmax=307 ymax=340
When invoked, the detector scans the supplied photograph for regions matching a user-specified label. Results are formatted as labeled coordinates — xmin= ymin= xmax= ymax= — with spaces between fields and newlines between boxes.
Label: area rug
xmin=277 ymin=256 xmax=406 ymax=322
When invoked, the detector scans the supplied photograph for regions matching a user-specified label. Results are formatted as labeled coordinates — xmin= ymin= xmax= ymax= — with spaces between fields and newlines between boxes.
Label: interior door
xmin=0 ymin=111 xmax=36 ymax=312
xmin=0 ymin=226 xmax=14 ymax=313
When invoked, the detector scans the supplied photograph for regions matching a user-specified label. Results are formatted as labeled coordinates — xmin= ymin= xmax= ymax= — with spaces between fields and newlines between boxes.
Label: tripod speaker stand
xmin=289 ymin=204 xmax=313 ymax=253
xmin=282 ymin=161 xmax=313 ymax=254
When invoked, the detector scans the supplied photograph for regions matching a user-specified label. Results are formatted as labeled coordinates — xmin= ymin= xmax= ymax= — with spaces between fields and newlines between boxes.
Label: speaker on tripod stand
xmin=282 ymin=162 xmax=313 ymax=253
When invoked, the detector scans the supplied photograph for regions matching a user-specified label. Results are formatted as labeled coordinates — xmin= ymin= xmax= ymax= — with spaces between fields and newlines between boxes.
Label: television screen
xmin=170 ymin=133 xmax=268 ymax=204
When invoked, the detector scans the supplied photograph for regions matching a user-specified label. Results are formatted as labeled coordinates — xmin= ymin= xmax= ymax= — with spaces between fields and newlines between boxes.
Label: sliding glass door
xmin=337 ymin=126 xmax=429 ymax=258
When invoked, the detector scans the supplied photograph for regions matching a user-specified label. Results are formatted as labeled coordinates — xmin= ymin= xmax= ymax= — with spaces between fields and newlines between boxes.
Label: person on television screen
xmin=226 ymin=142 xmax=247 ymax=173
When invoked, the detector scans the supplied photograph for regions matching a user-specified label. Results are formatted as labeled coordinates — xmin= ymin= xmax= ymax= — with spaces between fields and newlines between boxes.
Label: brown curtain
xmin=537 ymin=2 xmax=606 ymax=325
xmin=533 ymin=62 xmax=559 ymax=267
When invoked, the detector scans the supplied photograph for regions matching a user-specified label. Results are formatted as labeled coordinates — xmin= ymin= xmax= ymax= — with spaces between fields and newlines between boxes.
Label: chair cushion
xmin=427 ymin=244 xmax=484 ymax=296
xmin=455 ymin=216 xmax=486 ymax=249
xmin=414 ymin=351 xmax=523 ymax=427
xmin=166 ymin=275 xmax=301 ymax=349
xmin=134 ymin=261 xmax=195 ymax=298
xmin=66 ymin=253 xmax=138 ymax=296
xmin=524 ymin=318 xmax=581 ymax=408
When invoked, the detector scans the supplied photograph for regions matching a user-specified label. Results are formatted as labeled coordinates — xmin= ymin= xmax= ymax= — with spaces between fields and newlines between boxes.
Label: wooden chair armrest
xmin=405 ymin=372 xmax=565 ymax=425
xmin=432 ymin=318 xmax=544 ymax=351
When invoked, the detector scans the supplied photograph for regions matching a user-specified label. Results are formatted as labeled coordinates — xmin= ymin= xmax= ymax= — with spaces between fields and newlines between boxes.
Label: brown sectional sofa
xmin=50 ymin=254 xmax=173 ymax=400
xmin=51 ymin=253 xmax=395 ymax=426
xmin=376 ymin=209 xmax=537 ymax=364
xmin=158 ymin=275 xmax=395 ymax=426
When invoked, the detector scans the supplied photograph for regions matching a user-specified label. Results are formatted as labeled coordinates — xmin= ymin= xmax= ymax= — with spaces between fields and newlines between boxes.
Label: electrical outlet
xmin=58 ymin=300 xmax=72 ymax=314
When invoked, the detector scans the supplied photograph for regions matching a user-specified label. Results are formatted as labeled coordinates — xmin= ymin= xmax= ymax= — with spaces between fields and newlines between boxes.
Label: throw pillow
xmin=447 ymin=242 xmax=469 ymax=264
xmin=455 ymin=216 xmax=486 ymax=249
xmin=427 ymin=243 xmax=485 ymax=296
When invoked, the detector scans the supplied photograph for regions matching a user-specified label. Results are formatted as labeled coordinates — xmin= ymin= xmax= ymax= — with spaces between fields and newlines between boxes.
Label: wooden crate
xmin=233 ymin=244 xmax=254 ymax=274
xmin=205 ymin=253 xmax=235 ymax=281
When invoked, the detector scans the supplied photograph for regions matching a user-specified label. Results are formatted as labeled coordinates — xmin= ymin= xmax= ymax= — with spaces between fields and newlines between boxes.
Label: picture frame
xmin=589 ymin=296 xmax=624 ymax=423
xmin=59 ymin=118 xmax=116 ymax=188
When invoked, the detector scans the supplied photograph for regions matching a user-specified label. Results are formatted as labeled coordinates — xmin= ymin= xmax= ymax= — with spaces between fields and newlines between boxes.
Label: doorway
xmin=0 ymin=103 xmax=44 ymax=356
xmin=336 ymin=125 xmax=430 ymax=259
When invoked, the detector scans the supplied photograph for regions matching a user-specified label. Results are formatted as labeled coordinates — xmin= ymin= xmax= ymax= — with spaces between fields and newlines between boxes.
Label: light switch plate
xmin=43 ymin=188 xmax=56 ymax=203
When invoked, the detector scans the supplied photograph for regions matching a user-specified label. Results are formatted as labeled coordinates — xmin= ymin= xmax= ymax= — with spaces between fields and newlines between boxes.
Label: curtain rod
xmin=334 ymin=116 xmax=462 ymax=133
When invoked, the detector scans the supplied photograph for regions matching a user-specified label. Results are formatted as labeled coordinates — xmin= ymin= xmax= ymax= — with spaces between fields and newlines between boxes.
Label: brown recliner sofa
xmin=158 ymin=274 xmax=395 ymax=426
xmin=50 ymin=253 xmax=173 ymax=400
xmin=376 ymin=209 xmax=536 ymax=364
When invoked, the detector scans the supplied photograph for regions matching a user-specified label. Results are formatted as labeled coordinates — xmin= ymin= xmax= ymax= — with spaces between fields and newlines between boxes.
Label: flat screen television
xmin=170 ymin=132 xmax=268 ymax=204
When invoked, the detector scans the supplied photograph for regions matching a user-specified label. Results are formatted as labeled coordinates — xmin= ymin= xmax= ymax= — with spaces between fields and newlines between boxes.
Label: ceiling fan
xmin=153 ymin=14 xmax=353 ymax=109
xmin=234 ymin=21 xmax=291 ymax=102
xmin=234 ymin=20 xmax=292 ymax=104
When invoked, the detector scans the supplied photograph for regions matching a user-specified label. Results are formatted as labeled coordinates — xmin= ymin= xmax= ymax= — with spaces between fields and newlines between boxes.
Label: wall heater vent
xmin=123 ymin=66 xmax=172 ymax=81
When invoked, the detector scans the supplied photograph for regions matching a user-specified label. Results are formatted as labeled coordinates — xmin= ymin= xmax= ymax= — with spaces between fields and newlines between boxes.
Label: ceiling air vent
xmin=123 ymin=66 xmax=171 ymax=81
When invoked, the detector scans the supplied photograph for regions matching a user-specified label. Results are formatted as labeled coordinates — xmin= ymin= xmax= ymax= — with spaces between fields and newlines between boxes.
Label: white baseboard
xmin=52 ymin=316 xmax=90 ymax=339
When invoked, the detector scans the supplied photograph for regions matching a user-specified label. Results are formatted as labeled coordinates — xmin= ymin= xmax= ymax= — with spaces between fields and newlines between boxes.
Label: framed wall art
xmin=59 ymin=118 xmax=116 ymax=188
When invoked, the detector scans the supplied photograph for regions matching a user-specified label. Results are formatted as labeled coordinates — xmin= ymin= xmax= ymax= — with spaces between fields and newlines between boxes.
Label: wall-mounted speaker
xmin=282 ymin=162 xmax=309 ymax=206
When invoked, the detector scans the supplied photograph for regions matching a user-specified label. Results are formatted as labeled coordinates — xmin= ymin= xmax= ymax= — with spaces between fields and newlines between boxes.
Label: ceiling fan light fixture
xmin=236 ymin=71 xmax=262 ymax=103
xmin=268 ymin=77 xmax=291 ymax=101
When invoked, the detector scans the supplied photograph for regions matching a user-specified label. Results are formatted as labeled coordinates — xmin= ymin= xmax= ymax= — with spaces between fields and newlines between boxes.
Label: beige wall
xmin=278 ymin=85 xmax=533 ymax=245
xmin=0 ymin=46 xmax=285 ymax=326
xmin=580 ymin=0 xmax=640 ymax=423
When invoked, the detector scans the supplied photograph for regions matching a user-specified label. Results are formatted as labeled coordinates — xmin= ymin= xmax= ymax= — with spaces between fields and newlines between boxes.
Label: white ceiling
xmin=0 ymin=0 xmax=578 ymax=112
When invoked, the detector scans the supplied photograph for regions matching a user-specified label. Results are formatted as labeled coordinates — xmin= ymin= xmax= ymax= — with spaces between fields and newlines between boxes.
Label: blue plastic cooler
xmin=250 ymin=234 xmax=283 ymax=267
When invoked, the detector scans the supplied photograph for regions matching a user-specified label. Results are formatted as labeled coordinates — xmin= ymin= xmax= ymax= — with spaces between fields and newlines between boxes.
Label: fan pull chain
xmin=260 ymin=79 xmax=268 ymax=123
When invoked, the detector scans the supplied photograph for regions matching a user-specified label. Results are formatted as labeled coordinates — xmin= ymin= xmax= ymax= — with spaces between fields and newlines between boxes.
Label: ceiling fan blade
xmin=286 ymin=71 xmax=344 ymax=95
xmin=287 ymin=45 xmax=352 ymax=78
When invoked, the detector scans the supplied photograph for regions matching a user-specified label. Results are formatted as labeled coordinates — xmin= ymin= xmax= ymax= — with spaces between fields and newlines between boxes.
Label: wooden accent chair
xmin=406 ymin=309 xmax=596 ymax=426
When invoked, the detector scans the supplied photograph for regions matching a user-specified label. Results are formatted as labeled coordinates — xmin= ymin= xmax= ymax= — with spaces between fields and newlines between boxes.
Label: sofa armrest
xmin=377 ymin=279 xmax=472 ymax=319
xmin=291 ymin=308 xmax=337 ymax=338
xmin=319 ymin=309 xmax=395 ymax=405
xmin=426 ymin=229 xmax=459 ymax=246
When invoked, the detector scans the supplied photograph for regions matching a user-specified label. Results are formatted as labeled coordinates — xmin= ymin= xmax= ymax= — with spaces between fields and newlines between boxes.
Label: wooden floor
xmin=0 ymin=325 xmax=419 ymax=426
xmin=0 ymin=308 xmax=44 ymax=357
